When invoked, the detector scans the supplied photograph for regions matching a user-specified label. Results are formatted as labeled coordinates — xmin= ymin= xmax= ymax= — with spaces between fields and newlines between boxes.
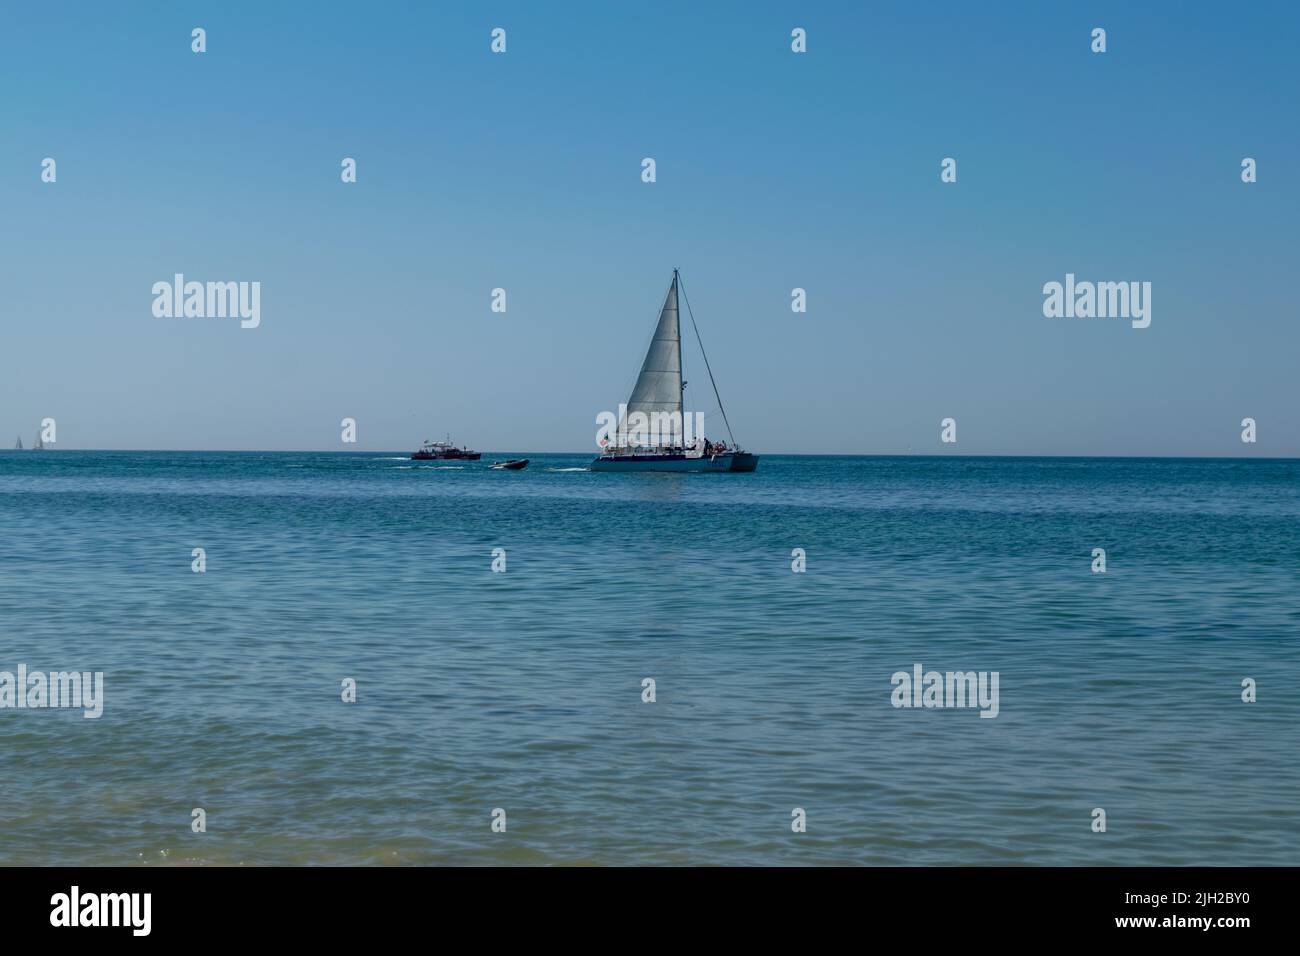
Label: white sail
xmin=624 ymin=273 xmax=682 ymax=438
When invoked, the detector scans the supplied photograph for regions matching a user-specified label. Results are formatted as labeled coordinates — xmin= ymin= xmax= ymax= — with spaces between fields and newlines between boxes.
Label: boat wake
xmin=547 ymin=467 xmax=590 ymax=473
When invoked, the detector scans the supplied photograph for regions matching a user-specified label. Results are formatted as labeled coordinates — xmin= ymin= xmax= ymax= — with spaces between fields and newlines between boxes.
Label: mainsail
xmin=623 ymin=272 xmax=682 ymax=441
xmin=14 ymin=436 xmax=21 ymax=450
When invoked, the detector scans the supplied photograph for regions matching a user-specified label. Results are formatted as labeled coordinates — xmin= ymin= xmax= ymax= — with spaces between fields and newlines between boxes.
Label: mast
xmin=673 ymin=269 xmax=683 ymax=425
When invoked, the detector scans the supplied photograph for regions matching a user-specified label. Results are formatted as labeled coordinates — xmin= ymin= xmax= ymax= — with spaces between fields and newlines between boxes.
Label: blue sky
xmin=1 ymin=1 xmax=1296 ymax=454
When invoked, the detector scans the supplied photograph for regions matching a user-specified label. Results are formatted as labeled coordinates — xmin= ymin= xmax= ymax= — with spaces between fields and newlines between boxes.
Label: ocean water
xmin=1 ymin=451 xmax=1297 ymax=866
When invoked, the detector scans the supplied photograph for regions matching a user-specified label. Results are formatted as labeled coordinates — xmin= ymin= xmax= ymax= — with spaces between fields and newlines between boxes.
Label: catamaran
xmin=591 ymin=270 xmax=757 ymax=473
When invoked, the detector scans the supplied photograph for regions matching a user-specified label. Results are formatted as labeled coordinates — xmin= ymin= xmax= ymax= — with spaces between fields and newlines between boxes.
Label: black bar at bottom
xmin=0 ymin=866 xmax=1280 ymax=940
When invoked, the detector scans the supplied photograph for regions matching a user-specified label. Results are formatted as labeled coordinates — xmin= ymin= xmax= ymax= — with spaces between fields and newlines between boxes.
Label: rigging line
xmin=676 ymin=273 xmax=737 ymax=447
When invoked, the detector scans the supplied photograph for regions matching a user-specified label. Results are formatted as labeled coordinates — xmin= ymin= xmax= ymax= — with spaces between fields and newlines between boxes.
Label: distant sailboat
xmin=14 ymin=436 xmax=22 ymax=450
xmin=591 ymin=270 xmax=757 ymax=473
xmin=32 ymin=432 xmax=43 ymax=450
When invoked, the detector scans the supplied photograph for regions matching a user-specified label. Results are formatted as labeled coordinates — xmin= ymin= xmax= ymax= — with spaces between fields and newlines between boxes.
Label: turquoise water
xmin=1 ymin=451 xmax=1297 ymax=866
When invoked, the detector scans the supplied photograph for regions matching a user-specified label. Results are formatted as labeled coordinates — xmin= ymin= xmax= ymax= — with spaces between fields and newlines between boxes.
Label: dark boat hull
xmin=412 ymin=452 xmax=481 ymax=461
xmin=589 ymin=452 xmax=758 ymax=473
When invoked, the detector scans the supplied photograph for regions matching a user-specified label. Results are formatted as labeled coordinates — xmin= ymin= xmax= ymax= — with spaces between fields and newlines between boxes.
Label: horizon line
xmin=4 ymin=449 xmax=1298 ymax=461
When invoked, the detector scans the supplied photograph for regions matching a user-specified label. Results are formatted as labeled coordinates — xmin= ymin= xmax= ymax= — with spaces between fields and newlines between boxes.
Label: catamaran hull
xmin=590 ymin=452 xmax=758 ymax=473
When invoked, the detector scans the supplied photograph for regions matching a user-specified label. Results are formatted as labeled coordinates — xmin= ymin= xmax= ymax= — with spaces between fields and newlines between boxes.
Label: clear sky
xmin=1 ymin=1 xmax=1296 ymax=455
